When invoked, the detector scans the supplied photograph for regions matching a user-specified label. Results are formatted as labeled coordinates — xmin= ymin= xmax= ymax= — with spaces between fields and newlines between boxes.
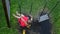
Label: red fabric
xmin=18 ymin=16 xmax=28 ymax=27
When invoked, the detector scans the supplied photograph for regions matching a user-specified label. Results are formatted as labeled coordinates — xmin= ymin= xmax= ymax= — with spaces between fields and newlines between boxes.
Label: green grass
xmin=0 ymin=0 xmax=18 ymax=34
xmin=0 ymin=0 xmax=6 ymax=27
xmin=0 ymin=0 xmax=60 ymax=34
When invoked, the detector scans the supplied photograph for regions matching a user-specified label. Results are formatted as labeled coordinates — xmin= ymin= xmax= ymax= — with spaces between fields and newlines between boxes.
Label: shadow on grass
xmin=29 ymin=19 xmax=52 ymax=34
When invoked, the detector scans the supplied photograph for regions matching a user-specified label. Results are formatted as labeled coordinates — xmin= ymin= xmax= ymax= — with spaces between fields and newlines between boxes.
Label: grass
xmin=0 ymin=0 xmax=60 ymax=34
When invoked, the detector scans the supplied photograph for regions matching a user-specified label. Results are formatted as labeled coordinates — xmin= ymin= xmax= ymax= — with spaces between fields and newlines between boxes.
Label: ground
xmin=0 ymin=0 xmax=60 ymax=34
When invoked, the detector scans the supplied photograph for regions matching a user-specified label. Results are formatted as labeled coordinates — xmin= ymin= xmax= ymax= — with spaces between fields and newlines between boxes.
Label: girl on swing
xmin=13 ymin=11 xmax=33 ymax=29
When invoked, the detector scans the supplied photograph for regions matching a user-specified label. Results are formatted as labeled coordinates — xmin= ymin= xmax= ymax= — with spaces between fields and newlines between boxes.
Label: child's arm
xmin=13 ymin=14 xmax=21 ymax=18
xmin=29 ymin=15 xmax=33 ymax=21
xmin=21 ymin=18 xmax=30 ymax=28
xmin=16 ymin=11 xmax=20 ymax=16
xmin=31 ymin=16 xmax=33 ymax=21
xmin=21 ymin=18 xmax=28 ymax=25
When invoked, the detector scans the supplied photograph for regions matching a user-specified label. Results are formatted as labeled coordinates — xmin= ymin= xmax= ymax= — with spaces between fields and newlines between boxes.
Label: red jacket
xmin=18 ymin=16 xmax=28 ymax=27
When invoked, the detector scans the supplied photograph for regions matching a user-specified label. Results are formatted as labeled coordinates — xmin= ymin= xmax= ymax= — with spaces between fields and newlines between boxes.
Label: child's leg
xmin=22 ymin=29 xmax=26 ymax=34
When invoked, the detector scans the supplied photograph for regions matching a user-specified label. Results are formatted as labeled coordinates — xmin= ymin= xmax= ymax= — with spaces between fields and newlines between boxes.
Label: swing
xmin=17 ymin=0 xmax=60 ymax=34
xmin=37 ymin=1 xmax=60 ymax=34
xmin=17 ymin=0 xmax=33 ymax=34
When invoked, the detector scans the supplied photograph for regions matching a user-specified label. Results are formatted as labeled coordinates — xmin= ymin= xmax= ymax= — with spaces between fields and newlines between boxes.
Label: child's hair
xmin=28 ymin=15 xmax=31 ymax=20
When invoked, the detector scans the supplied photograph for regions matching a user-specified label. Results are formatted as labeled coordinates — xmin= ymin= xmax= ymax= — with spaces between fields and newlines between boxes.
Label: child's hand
xmin=16 ymin=11 xmax=20 ymax=16
xmin=12 ymin=14 xmax=15 ymax=16
xmin=12 ymin=14 xmax=21 ymax=18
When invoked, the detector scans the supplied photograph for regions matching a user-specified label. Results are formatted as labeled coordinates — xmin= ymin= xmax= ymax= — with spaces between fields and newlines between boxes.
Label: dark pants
xmin=40 ymin=19 xmax=52 ymax=34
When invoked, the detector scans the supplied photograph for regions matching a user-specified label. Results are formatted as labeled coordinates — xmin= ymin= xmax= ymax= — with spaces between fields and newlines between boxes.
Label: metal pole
xmin=2 ymin=0 xmax=11 ymax=28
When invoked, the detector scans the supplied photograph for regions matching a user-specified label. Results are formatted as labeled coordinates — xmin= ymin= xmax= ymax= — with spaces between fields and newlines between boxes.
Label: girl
xmin=13 ymin=11 xmax=33 ymax=28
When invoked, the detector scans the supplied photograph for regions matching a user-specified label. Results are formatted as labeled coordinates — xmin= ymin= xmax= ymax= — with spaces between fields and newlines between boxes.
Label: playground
xmin=0 ymin=0 xmax=60 ymax=34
